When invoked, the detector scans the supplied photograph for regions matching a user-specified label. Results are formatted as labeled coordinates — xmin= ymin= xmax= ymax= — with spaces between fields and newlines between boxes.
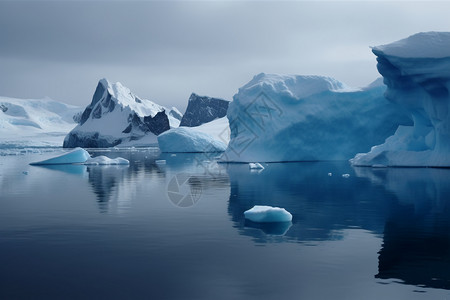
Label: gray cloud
xmin=1 ymin=1 xmax=450 ymax=111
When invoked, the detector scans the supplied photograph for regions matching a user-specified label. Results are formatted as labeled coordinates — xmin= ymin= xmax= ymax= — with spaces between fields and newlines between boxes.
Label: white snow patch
xmin=84 ymin=156 xmax=129 ymax=165
xmin=249 ymin=163 xmax=264 ymax=169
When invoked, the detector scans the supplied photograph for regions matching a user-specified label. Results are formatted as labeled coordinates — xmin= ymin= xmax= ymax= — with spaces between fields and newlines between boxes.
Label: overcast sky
xmin=1 ymin=1 xmax=450 ymax=111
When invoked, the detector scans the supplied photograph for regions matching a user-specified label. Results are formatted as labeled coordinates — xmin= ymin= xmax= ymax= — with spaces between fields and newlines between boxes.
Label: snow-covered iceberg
xmin=351 ymin=32 xmax=450 ymax=167
xmin=0 ymin=96 xmax=81 ymax=148
xmin=158 ymin=114 xmax=230 ymax=153
xmin=220 ymin=73 xmax=411 ymax=162
xmin=63 ymin=79 xmax=171 ymax=148
xmin=30 ymin=147 xmax=91 ymax=165
xmin=244 ymin=205 xmax=293 ymax=223
xmin=158 ymin=126 xmax=226 ymax=153
xmin=179 ymin=93 xmax=229 ymax=127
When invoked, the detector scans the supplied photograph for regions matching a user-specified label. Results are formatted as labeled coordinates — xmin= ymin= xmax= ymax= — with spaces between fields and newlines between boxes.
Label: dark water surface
xmin=1 ymin=149 xmax=450 ymax=299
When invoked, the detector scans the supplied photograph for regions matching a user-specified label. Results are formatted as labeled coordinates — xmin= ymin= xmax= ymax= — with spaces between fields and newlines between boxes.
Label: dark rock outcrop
xmin=179 ymin=93 xmax=229 ymax=127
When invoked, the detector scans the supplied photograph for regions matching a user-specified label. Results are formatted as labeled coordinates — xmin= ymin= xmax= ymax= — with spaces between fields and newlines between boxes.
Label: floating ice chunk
xmin=328 ymin=172 xmax=333 ymax=176
xmin=249 ymin=162 xmax=264 ymax=170
xmin=342 ymin=173 xmax=350 ymax=178
xmin=155 ymin=159 xmax=166 ymax=164
xmin=372 ymin=164 xmax=387 ymax=168
xmin=22 ymin=171 xmax=28 ymax=175
xmin=83 ymin=156 xmax=129 ymax=165
xmin=30 ymin=148 xmax=90 ymax=165
xmin=244 ymin=205 xmax=292 ymax=223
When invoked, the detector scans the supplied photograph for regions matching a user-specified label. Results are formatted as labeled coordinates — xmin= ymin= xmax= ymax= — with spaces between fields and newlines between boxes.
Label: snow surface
xmin=244 ymin=205 xmax=293 ymax=223
xmin=30 ymin=148 xmax=90 ymax=165
xmin=372 ymin=32 xmax=450 ymax=59
xmin=220 ymin=73 xmax=411 ymax=162
xmin=351 ymin=32 xmax=450 ymax=167
xmin=249 ymin=163 xmax=264 ymax=169
xmin=158 ymin=127 xmax=227 ymax=153
xmin=158 ymin=117 xmax=230 ymax=153
xmin=84 ymin=156 xmax=129 ymax=165
xmin=0 ymin=96 xmax=81 ymax=148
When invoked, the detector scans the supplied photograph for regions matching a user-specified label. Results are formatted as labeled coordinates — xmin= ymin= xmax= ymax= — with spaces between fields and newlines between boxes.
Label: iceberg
xmin=351 ymin=32 xmax=450 ymax=167
xmin=244 ymin=205 xmax=293 ymax=223
xmin=83 ymin=156 xmax=129 ymax=165
xmin=249 ymin=163 xmax=264 ymax=169
xmin=158 ymin=116 xmax=230 ymax=153
xmin=158 ymin=127 xmax=226 ymax=153
xmin=63 ymin=79 xmax=170 ymax=148
xmin=220 ymin=73 xmax=411 ymax=162
xmin=30 ymin=147 xmax=90 ymax=165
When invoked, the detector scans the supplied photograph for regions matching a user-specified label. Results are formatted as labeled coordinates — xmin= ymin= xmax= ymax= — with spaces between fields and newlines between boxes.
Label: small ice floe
xmin=372 ymin=164 xmax=388 ymax=168
xmin=342 ymin=173 xmax=350 ymax=178
xmin=155 ymin=159 xmax=166 ymax=165
xmin=328 ymin=172 xmax=332 ymax=176
xmin=22 ymin=171 xmax=28 ymax=175
xmin=249 ymin=162 xmax=264 ymax=170
xmin=171 ymin=154 xmax=177 ymax=157
xmin=30 ymin=148 xmax=90 ymax=165
xmin=244 ymin=205 xmax=292 ymax=223
xmin=83 ymin=156 xmax=129 ymax=165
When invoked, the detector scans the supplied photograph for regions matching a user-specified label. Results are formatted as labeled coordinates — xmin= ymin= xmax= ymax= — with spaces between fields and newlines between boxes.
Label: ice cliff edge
xmin=220 ymin=73 xmax=411 ymax=162
xmin=351 ymin=32 xmax=450 ymax=167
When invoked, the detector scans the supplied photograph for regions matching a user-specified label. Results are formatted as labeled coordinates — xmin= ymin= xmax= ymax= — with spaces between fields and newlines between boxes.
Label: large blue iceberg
xmin=220 ymin=73 xmax=411 ymax=162
xmin=351 ymin=32 xmax=450 ymax=167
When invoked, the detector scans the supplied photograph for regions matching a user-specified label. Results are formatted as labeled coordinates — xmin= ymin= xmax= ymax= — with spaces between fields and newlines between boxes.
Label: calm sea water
xmin=1 ymin=149 xmax=450 ymax=299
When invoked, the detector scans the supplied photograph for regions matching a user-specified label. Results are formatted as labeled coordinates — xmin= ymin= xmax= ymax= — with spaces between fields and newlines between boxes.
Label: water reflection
xmin=226 ymin=162 xmax=393 ymax=244
xmin=355 ymin=167 xmax=450 ymax=290
xmin=226 ymin=162 xmax=450 ymax=290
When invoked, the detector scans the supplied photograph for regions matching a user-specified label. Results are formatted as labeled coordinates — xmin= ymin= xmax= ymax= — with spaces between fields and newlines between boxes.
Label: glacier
xmin=64 ymin=79 xmax=172 ymax=148
xmin=220 ymin=73 xmax=411 ymax=162
xmin=351 ymin=32 xmax=450 ymax=167
xmin=244 ymin=205 xmax=293 ymax=223
xmin=0 ymin=96 xmax=81 ymax=148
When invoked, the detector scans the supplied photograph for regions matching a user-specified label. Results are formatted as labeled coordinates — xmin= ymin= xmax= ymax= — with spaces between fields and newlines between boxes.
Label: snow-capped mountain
xmin=351 ymin=32 xmax=450 ymax=167
xmin=179 ymin=93 xmax=229 ymax=127
xmin=64 ymin=79 xmax=172 ymax=148
xmin=220 ymin=73 xmax=411 ymax=162
xmin=0 ymin=96 xmax=81 ymax=148
xmin=167 ymin=107 xmax=183 ymax=128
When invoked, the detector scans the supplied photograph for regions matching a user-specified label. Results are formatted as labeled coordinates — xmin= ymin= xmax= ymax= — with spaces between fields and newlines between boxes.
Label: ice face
xmin=221 ymin=73 xmax=411 ymax=162
xmin=30 ymin=148 xmax=91 ymax=165
xmin=351 ymin=32 xmax=450 ymax=167
xmin=244 ymin=205 xmax=293 ymax=223
xmin=157 ymin=127 xmax=227 ymax=153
